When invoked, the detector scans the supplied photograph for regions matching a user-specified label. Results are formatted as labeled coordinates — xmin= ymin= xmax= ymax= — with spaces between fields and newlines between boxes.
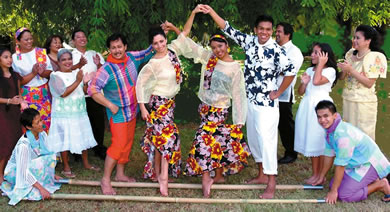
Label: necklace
xmin=356 ymin=49 xmax=371 ymax=60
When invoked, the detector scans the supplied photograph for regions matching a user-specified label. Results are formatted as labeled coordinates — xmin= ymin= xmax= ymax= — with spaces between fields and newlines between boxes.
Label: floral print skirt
xmin=140 ymin=95 xmax=181 ymax=179
xmin=22 ymin=83 xmax=52 ymax=132
xmin=184 ymin=103 xmax=250 ymax=177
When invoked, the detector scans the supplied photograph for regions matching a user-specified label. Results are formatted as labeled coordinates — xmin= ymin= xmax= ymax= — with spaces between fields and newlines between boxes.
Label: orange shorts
xmin=107 ymin=118 xmax=136 ymax=164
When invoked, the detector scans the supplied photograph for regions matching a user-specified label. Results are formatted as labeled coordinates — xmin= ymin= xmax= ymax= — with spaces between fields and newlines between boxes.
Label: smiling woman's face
xmin=58 ymin=52 xmax=73 ymax=72
xmin=18 ymin=31 xmax=34 ymax=52
xmin=152 ymin=34 xmax=167 ymax=54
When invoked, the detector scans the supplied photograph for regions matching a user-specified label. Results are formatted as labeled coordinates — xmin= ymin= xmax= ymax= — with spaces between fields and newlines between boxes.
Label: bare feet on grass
xmin=114 ymin=175 xmax=136 ymax=182
xmin=305 ymin=175 xmax=319 ymax=185
xmin=259 ymin=181 xmax=276 ymax=199
xmin=158 ymin=176 xmax=168 ymax=197
xmin=202 ymin=177 xmax=214 ymax=198
xmin=151 ymin=176 xmax=174 ymax=183
xmin=312 ymin=176 xmax=325 ymax=186
xmin=380 ymin=178 xmax=390 ymax=202
xmin=101 ymin=178 xmax=116 ymax=195
xmin=213 ymin=176 xmax=225 ymax=184
xmin=245 ymin=174 xmax=268 ymax=184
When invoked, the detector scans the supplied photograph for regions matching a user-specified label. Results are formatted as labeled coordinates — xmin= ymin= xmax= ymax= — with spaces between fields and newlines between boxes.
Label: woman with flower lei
xmin=12 ymin=27 xmax=53 ymax=132
xmin=163 ymin=4 xmax=250 ymax=198
xmin=136 ymin=26 xmax=184 ymax=197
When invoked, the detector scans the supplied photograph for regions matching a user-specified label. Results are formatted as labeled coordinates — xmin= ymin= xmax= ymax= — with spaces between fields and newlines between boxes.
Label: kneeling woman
xmin=136 ymin=27 xmax=183 ymax=196
xmin=164 ymin=5 xmax=250 ymax=197
xmin=1 ymin=108 xmax=61 ymax=205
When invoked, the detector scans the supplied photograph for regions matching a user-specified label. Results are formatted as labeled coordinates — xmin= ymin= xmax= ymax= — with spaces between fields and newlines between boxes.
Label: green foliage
xmin=1 ymin=0 xmax=389 ymax=53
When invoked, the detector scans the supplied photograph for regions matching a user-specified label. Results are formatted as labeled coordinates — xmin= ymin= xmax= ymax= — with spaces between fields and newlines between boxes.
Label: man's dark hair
xmin=254 ymin=15 xmax=274 ymax=28
xmin=20 ymin=108 xmax=40 ymax=128
xmin=72 ymin=29 xmax=86 ymax=40
xmin=315 ymin=100 xmax=337 ymax=114
xmin=106 ymin=33 xmax=128 ymax=48
xmin=276 ymin=22 xmax=294 ymax=40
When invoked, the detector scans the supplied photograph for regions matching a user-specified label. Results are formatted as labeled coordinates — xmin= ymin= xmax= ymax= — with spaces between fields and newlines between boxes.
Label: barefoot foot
xmin=213 ymin=176 xmax=225 ymax=184
xmin=245 ymin=175 xmax=268 ymax=184
xmin=158 ymin=176 xmax=168 ymax=197
xmin=151 ymin=177 xmax=174 ymax=183
xmin=259 ymin=183 xmax=276 ymax=199
xmin=304 ymin=175 xmax=318 ymax=185
xmin=114 ymin=175 xmax=136 ymax=182
xmin=101 ymin=179 xmax=116 ymax=195
xmin=202 ymin=178 xmax=214 ymax=198
xmin=380 ymin=178 xmax=390 ymax=202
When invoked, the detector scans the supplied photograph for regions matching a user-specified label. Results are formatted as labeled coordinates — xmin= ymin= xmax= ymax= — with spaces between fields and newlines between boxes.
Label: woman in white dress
xmin=294 ymin=43 xmax=338 ymax=184
xmin=47 ymin=49 xmax=98 ymax=178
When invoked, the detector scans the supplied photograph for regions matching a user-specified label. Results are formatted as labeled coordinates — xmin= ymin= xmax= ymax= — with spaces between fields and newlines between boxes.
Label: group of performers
xmin=0 ymin=4 xmax=389 ymax=205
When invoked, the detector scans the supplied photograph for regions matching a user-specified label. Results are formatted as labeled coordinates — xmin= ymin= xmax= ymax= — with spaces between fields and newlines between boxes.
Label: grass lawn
xmin=1 ymin=61 xmax=389 ymax=211
xmin=1 ymin=121 xmax=389 ymax=211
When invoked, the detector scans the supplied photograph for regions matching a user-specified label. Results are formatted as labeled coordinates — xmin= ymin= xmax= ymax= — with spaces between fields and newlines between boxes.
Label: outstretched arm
xmin=182 ymin=5 xmax=207 ymax=36
xmin=203 ymin=5 xmax=226 ymax=29
xmin=162 ymin=21 xmax=181 ymax=36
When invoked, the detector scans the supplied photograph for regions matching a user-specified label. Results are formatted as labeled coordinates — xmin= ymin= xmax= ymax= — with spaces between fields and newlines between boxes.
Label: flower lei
xmin=35 ymin=48 xmax=47 ymax=64
xmin=203 ymin=54 xmax=218 ymax=90
xmin=167 ymin=49 xmax=182 ymax=84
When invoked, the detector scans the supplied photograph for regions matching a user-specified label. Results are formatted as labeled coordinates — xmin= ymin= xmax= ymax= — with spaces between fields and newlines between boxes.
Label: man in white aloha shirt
xmin=206 ymin=5 xmax=296 ymax=199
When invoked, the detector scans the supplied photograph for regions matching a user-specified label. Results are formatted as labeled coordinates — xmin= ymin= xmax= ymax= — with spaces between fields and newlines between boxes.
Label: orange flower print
xmin=211 ymin=142 xmax=223 ymax=160
xmin=240 ymin=151 xmax=249 ymax=162
xmin=35 ymin=48 xmax=47 ymax=64
xmin=162 ymin=124 xmax=175 ymax=138
xmin=202 ymin=122 xmax=217 ymax=133
xmin=189 ymin=145 xmax=196 ymax=155
xmin=170 ymin=151 xmax=181 ymax=164
xmin=209 ymin=106 xmax=222 ymax=113
xmin=200 ymin=105 xmax=209 ymax=115
xmin=202 ymin=134 xmax=215 ymax=146
xmin=166 ymin=100 xmax=174 ymax=108
xmin=187 ymin=157 xmax=198 ymax=170
xmin=157 ymin=106 xmax=169 ymax=117
xmin=195 ymin=165 xmax=203 ymax=174
xmin=231 ymin=141 xmax=243 ymax=154
xmin=152 ymin=135 xmax=167 ymax=148
xmin=230 ymin=126 xmax=243 ymax=139
xmin=211 ymin=161 xmax=221 ymax=169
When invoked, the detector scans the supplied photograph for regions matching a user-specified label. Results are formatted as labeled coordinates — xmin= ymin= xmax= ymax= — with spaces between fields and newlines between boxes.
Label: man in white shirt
xmin=206 ymin=5 xmax=297 ymax=199
xmin=72 ymin=29 xmax=107 ymax=160
xmin=275 ymin=23 xmax=304 ymax=164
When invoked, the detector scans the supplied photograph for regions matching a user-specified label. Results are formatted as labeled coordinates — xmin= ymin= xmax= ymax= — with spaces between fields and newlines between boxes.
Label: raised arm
xmin=129 ymin=45 xmax=154 ymax=68
xmin=203 ymin=5 xmax=226 ymax=29
xmin=162 ymin=21 xmax=181 ymax=36
xmin=312 ymin=52 xmax=330 ymax=85
xmin=181 ymin=5 xmax=208 ymax=36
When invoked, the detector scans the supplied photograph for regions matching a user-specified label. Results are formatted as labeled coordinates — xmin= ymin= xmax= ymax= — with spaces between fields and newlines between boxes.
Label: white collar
xmin=256 ymin=37 xmax=274 ymax=47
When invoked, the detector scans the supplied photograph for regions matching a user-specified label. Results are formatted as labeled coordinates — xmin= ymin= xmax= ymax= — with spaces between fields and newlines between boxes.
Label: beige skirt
xmin=342 ymin=99 xmax=377 ymax=140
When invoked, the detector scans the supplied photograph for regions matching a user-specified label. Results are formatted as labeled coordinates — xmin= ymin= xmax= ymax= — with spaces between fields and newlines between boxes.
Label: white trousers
xmin=246 ymin=101 xmax=279 ymax=175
